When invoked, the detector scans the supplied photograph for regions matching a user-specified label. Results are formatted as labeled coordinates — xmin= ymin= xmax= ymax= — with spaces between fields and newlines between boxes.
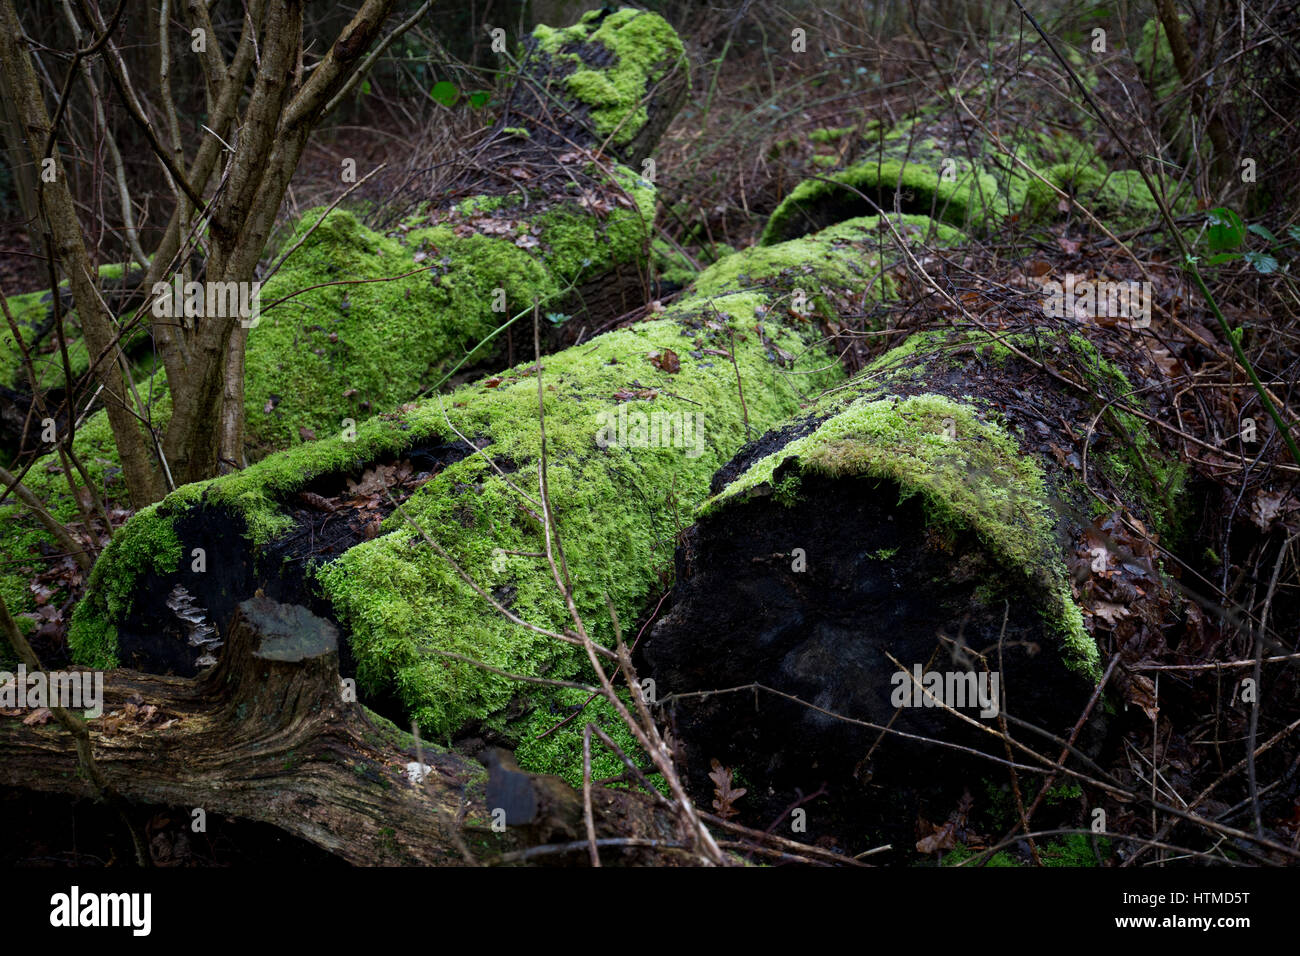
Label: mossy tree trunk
xmin=66 ymin=214 xmax=954 ymax=769
xmin=0 ymin=7 xmax=689 ymax=643
xmin=638 ymin=319 xmax=1184 ymax=852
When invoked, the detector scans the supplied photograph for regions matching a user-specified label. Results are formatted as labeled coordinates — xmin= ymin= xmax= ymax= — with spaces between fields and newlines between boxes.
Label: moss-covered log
xmin=639 ymin=320 xmax=1185 ymax=851
xmin=67 ymin=214 xmax=960 ymax=775
xmin=760 ymin=49 xmax=1186 ymax=245
xmin=0 ymin=597 xmax=693 ymax=865
xmin=0 ymin=7 xmax=686 ymax=636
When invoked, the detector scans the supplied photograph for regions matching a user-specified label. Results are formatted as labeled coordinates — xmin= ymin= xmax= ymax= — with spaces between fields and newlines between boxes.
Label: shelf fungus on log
xmin=68 ymin=214 xmax=957 ymax=755
xmin=638 ymin=321 xmax=1186 ymax=849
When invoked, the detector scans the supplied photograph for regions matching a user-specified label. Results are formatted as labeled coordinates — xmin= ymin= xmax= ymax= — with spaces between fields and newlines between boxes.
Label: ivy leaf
xmin=360 ymin=79 xmax=372 ymax=97
xmin=1206 ymin=207 xmax=1246 ymax=252
xmin=430 ymin=80 xmax=459 ymax=107
xmin=468 ymin=90 xmax=491 ymax=109
xmin=1244 ymin=251 xmax=1280 ymax=274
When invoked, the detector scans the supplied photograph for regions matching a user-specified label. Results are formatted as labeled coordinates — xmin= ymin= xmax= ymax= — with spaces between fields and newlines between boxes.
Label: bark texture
xmin=1 ymin=598 xmax=689 ymax=865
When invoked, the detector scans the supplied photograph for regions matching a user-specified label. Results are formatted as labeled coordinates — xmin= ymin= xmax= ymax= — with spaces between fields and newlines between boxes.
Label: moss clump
xmin=0 ymin=263 xmax=147 ymax=393
xmin=512 ymin=686 xmax=652 ymax=789
xmin=704 ymin=214 xmax=964 ymax=305
xmin=2 ymin=166 xmax=654 ymax=632
xmin=1136 ymin=17 xmax=1180 ymax=106
xmin=1025 ymin=162 xmax=1190 ymax=228
xmin=809 ymin=126 xmax=855 ymax=144
xmin=651 ymin=238 xmax=698 ymax=287
xmin=532 ymin=8 xmax=687 ymax=148
xmin=762 ymin=153 xmax=1001 ymax=244
xmin=314 ymin=291 xmax=839 ymax=738
xmin=247 ymin=183 xmax=652 ymax=457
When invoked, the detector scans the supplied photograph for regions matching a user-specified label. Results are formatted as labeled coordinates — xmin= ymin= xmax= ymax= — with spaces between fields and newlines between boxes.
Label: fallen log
xmin=760 ymin=47 xmax=1186 ymax=245
xmin=639 ymin=318 xmax=1186 ymax=851
xmin=0 ymin=7 xmax=687 ymax=635
xmin=1 ymin=596 xmax=694 ymax=865
xmin=66 ymin=214 xmax=959 ymax=773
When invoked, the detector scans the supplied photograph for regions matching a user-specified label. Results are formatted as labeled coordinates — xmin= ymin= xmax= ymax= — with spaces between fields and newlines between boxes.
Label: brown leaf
xmin=708 ymin=758 xmax=746 ymax=820
xmin=23 ymin=708 xmax=53 ymax=726
xmin=916 ymin=820 xmax=958 ymax=854
xmin=1122 ymin=671 xmax=1160 ymax=721
xmin=1251 ymin=489 xmax=1292 ymax=531
xmin=298 ymin=426 xmax=317 ymax=442
xmin=1092 ymin=600 xmax=1131 ymax=627
xmin=347 ymin=464 xmax=396 ymax=496
xmin=647 ymin=348 xmax=681 ymax=373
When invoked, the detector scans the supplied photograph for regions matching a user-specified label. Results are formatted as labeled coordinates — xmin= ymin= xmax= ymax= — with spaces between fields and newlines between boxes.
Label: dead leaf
xmin=647 ymin=348 xmax=680 ymax=373
xmin=1092 ymin=601 xmax=1131 ymax=627
xmin=23 ymin=708 xmax=53 ymax=726
xmin=708 ymin=758 xmax=746 ymax=820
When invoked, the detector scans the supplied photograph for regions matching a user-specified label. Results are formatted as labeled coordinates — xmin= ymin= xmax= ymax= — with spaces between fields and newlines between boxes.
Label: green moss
xmin=941 ymin=843 xmax=1021 ymax=867
xmin=772 ymin=472 xmax=803 ymax=506
xmin=0 ymin=262 xmax=146 ymax=392
xmin=533 ymin=8 xmax=687 ymax=147
xmin=1025 ymin=162 xmax=1189 ymax=228
xmin=1136 ymin=17 xmax=1180 ymax=105
xmin=762 ymin=155 xmax=1001 ymax=244
xmin=67 ymin=502 xmax=181 ymax=668
xmin=651 ymin=239 xmax=698 ymax=286
xmin=512 ymin=685 xmax=649 ymax=785
xmin=698 ymin=214 xmax=964 ymax=306
xmin=76 ymin=224 xmax=934 ymax=740
xmin=942 ymin=832 xmax=1106 ymax=866
xmin=705 ymin=386 xmax=1099 ymax=678
xmin=313 ymin=291 xmax=840 ymax=737
xmin=1040 ymin=832 xmax=1109 ymax=866
xmin=809 ymin=126 xmax=855 ymax=144
xmin=245 ymin=189 xmax=649 ymax=457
